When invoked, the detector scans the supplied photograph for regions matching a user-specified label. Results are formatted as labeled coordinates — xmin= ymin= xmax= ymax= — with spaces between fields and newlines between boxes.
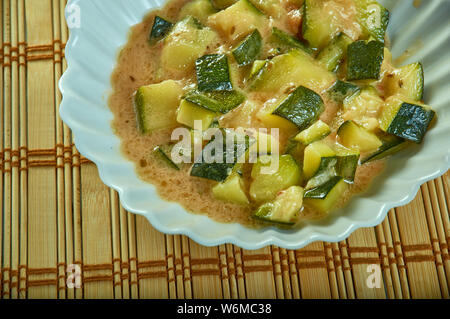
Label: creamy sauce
xmin=109 ymin=0 xmax=385 ymax=227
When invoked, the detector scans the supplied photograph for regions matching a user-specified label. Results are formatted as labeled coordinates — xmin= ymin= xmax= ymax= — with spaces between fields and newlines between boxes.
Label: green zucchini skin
xmin=153 ymin=145 xmax=181 ymax=170
xmin=305 ymin=156 xmax=338 ymax=190
xmin=346 ymin=40 xmax=384 ymax=81
xmin=184 ymin=89 xmax=245 ymax=114
xmin=386 ymin=103 xmax=435 ymax=144
xmin=196 ymin=54 xmax=233 ymax=92
xmin=273 ymin=86 xmax=325 ymax=131
xmin=317 ymin=33 xmax=352 ymax=72
xmin=149 ymin=16 xmax=174 ymax=44
xmin=232 ymin=29 xmax=263 ymax=66
xmin=304 ymin=176 xmax=343 ymax=199
xmin=355 ymin=0 xmax=389 ymax=43
xmin=336 ymin=154 xmax=359 ymax=183
xmin=328 ymin=80 xmax=360 ymax=103
xmin=190 ymin=129 xmax=254 ymax=182
xmin=361 ymin=135 xmax=407 ymax=164
xmin=270 ymin=27 xmax=312 ymax=55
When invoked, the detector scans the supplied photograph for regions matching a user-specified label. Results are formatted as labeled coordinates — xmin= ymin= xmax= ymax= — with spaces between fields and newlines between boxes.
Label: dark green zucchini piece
xmin=336 ymin=154 xmax=359 ymax=183
xmin=380 ymin=97 xmax=435 ymax=144
xmin=327 ymin=80 xmax=360 ymax=103
xmin=149 ymin=16 xmax=174 ymax=44
xmin=153 ymin=145 xmax=180 ymax=170
xmin=361 ymin=135 xmax=407 ymax=164
xmin=305 ymin=156 xmax=338 ymax=190
xmin=253 ymin=186 xmax=304 ymax=226
xmin=317 ymin=33 xmax=352 ymax=72
xmin=184 ymin=89 xmax=245 ymax=114
xmin=269 ymin=27 xmax=311 ymax=55
xmin=303 ymin=176 xmax=347 ymax=213
xmin=273 ymin=86 xmax=324 ymax=131
xmin=249 ymin=60 xmax=268 ymax=81
xmin=232 ymin=29 xmax=262 ymax=66
xmin=354 ymin=0 xmax=389 ymax=43
xmin=190 ymin=129 xmax=254 ymax=182
xmin=196 ymin=54 xmax=233 ymax=92
xmin=346 ymin=40 xmax=384 ymax=81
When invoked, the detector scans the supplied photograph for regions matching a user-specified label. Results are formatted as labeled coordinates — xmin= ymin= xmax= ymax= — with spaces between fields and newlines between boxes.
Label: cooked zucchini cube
xmin=232 ymin=29 xmax=263 ymax=66
xmin=208 ymin=0 xmax=267 ymax=41
xmin=153 ymin=145 xmax=181 ymax=170
xmin=336 ymin=153 xmax=360 ymax=183
xmin=149 ymin=16 xmax=173 ymax=44
xmin=303 ymin=141 xmax=336 ymax=180
xmin=184 ymin=89 xmax=245 ymax=114
xmin=212 ymin=173 xmax=249 ymax=205
xmin=251 ymin=49 xmax=336 ymax=93
xmin=269 ymin=27 xmax=311 ymax=55
xmin=304 ymin=176 xmax=347 ymax=214
xmin=176 ymin=99 xmax=217 ymax=130
xmin=196 ymin=54 xmax=233 ymax=92
xmin=256 ymin=101 xmax=299 ymax=135
xmin=361 ymin=135 xmax=407 ymax=164
xmin=179 ymin=0 xmax=217 ymax=24
xmin=161 ymin=16 xmax=217 ymax=76
xmin=328 ymin=80 xmax=360 ymax=104
xmin=385 ymin=62 xmax=424 ymax=101
xmin=190 ymin=129 xmax=254 ymax=182
xmin=294 ymin=120 xmax=331 ymax=145
xmin=305 ymin=156 xmax=338 ymax=190
xmin=249 ymin=60 xmax=268 ymax=81
xmin=317 ymin=33 xmax=353 ymax=72
xmin=249 ymin=154 xmax=302 ymax=203
xmin=273 ymin=86 xmax=325 ymax=131
xmin=253 ymin=186 xmax=304 ymax=225
xmin=134 ymin=80 xmax=183 ymax=134
xmin=354 ymin=0 xmax=389 ymax=43
xmin=347 ymin=40 xmax=384 ymax=81
xmin=380 ymin=96 xmax=435 ymax=144
xmin=337 ymin=120 xmax=382 ymax=152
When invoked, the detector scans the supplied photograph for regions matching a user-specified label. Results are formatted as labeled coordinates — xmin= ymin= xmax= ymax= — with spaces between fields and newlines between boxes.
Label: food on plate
xmin=109 ymin=0 xmax=435 ymax=227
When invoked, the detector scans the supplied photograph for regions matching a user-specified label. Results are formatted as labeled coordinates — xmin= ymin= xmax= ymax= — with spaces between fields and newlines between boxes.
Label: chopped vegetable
xmin=196 ymin=54 xmax=233 ymax=92
xmin=294 ymin=120 xmax=331 ymax=145
xmin=232 ymin=29 xmax=263 ymax=66
xmin=212 ymin=173 xmax=249 ymax=205
xmin=379 ymin=95 xmax=435 ymax=143
xmin=361 ymin=135 xmax=407 ymax=164
xmin=134 ymin=80 xmax=183 ymax=133
xmin=385 ymin=62 xmax=424 ymax=101
xmin=273 ymin=86 xmax=325 ymax=131
xmin=253 ymin=186 xmax=304 ymax=225
xmin=149 ymin=16 xmax=173 ymax=44
xmin=184 ymin=89 xmax=245 ymax=114
xmin=346 ymin=40 xmax=385 ymax=81
xmin=304 ymin=176 xmax=347 ymax=214
xmin=210 ymin=0 xmax=237 ymax=10
xmin=337 ymin=120 xmax=382 ymax=152
xmin=328 ymin=80 xmax=360 ymax=103
xmin=317 ymin=33 xmax=353 ymax=72
xmin=250 ymin=154 xmax=302 ymax=203
xmin=176 ymin=99 xmax=217 ymax=130
xmin=354 ymin=0 xmax=389 ymax=43
xmin=153 ymin=145 xmax=181 ymax=170
xmin=179 ymin=0 xmax=217 ymax=24
xmin=303 ymin=141 xmax=336 ymax=180
xmin=269 ymin=27 xmax=311 ymax=54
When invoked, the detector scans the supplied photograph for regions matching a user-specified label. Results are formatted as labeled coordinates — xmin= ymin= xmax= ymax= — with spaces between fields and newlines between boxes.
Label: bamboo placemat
xmin=0 ymin=0 xmax=449 ymax=299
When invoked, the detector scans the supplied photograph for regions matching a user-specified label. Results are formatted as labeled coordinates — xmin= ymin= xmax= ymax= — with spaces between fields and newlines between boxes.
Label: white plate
xmin=59 ymin=0 xmax=450 ymax=250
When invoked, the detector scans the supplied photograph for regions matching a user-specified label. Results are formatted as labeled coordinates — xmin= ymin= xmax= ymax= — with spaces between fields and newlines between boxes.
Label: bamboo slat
xmin=0 ymin=0 xmax=449 ymax=299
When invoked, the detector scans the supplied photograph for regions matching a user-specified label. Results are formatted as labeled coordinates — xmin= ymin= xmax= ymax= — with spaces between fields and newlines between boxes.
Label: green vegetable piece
xmin=153 ymin=145 xmax=181 ymax=170
xmin=361 ymin=135 xmax=407 ymax=164
xmin=317 ymin=33 xmax=352 ymax=72
xmin=347 ymin=40 xmax=384 ymax=81
xmin=380 ymin=98 xmax=435 ymax=144
xmin=354 ymin=0 xmax=389 ymax=43
xmin=294 ymin=120 xmax=331 ymax=145
xmin=270 ymin=27 xmax=311 ymax=54
xmin=273 ymin=86 xmax=324 ymax=131
xmin=149 ymin=16 xmax=174 ymax=44
xmin=305 ymin=156 xmax=338 ymax=190
xmin=253 ymin=186 xmax=304 ymax=226
xmin=210 ymin=0 xmax=237 ymax=10
xmin=190 ymin=129 xmax=254 ymax=182
xmin=184 ymin=89 xmax=245 ymax=114
xmin=336 ymin=154 xmax=360 ymax=183
xmin=304 ymin=176 xmax=347 ymax=214
xmin=327 ymin=80 xmax=360 ymax=103
xmin=232 ymin=29 xmax=262 ymax=66
xmin=196 ymin=54 xmax=233 ymax=92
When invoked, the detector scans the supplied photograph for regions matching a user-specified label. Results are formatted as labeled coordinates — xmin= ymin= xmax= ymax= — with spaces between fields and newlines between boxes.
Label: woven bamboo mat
xmin=0 ymin=0 xmax=449 ymax=299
